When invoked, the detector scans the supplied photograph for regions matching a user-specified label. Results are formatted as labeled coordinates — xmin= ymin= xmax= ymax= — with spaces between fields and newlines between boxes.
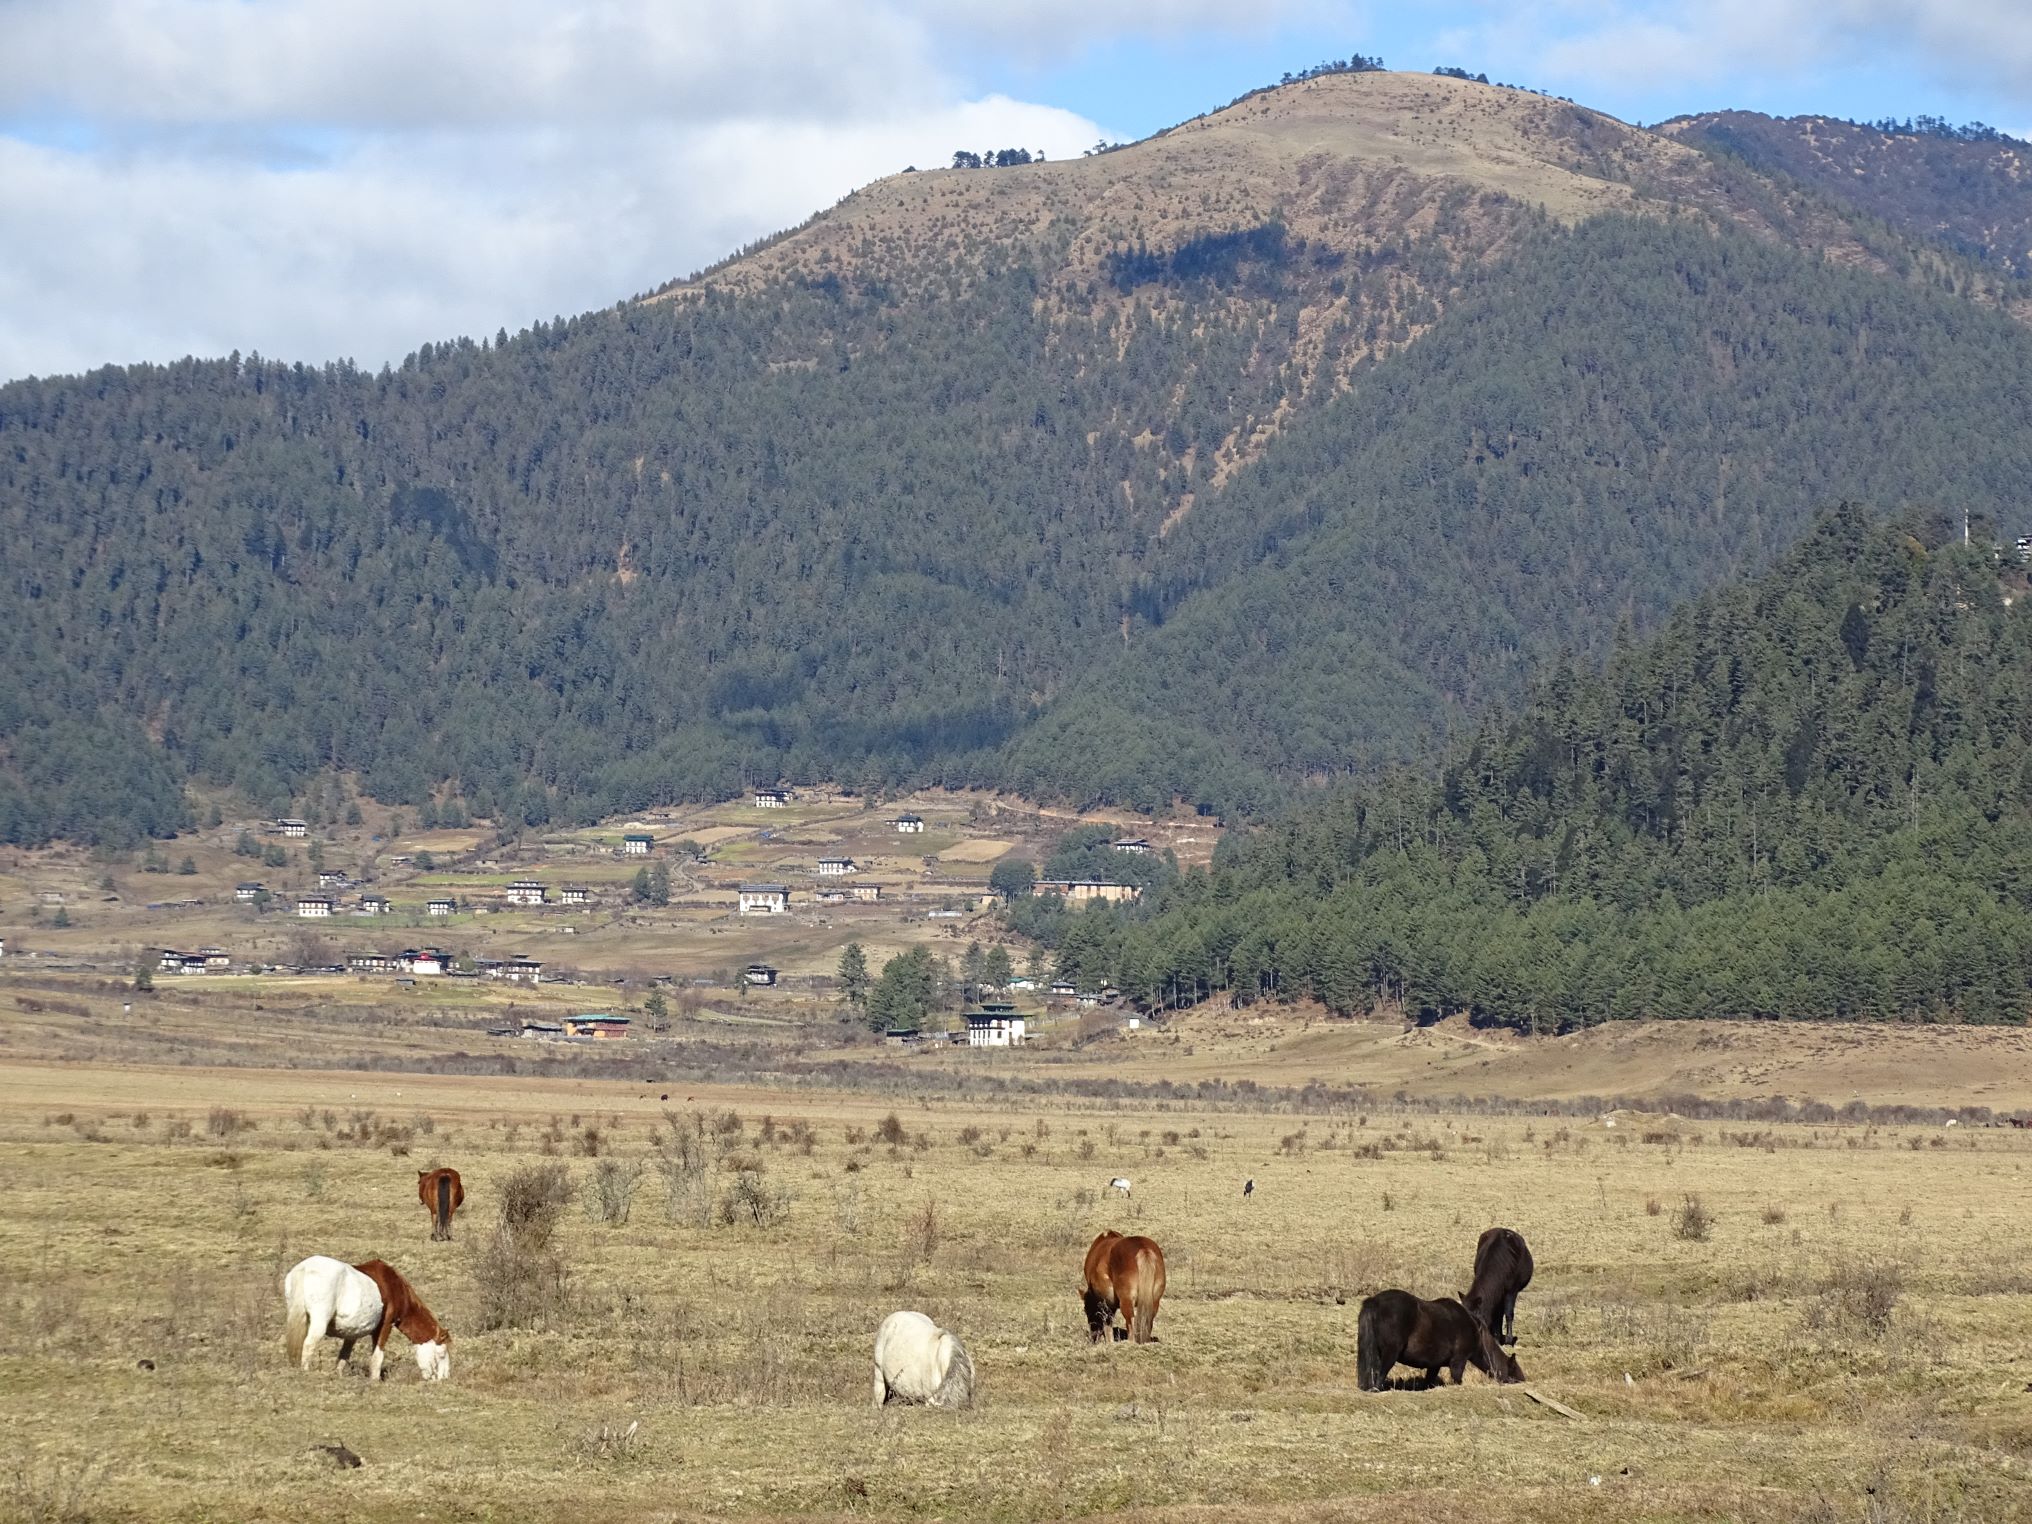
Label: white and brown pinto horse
xmin=871 ymin=1310 xmax=975 ymax=1408
xmin=282 ymin=1255 xmax=451 ymax=1381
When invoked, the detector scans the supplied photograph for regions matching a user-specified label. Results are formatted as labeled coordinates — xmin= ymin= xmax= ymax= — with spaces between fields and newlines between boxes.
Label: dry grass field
xmin=4 ymin=1010 xmax=2032 ymax=1524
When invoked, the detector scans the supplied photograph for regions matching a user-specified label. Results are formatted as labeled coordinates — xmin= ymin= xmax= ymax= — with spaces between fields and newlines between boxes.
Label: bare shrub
xmin=206 ymin=1107 xmax=253 ymax=1137
xmin=474 ymin=1163 xmax=576 ymax=1331
xmin=906 ymin=1199 xmax=940 ymax=1263
xmin=584 ymin=1159 xmax=644 ymax=1226
xmin=874 ymin=1113 xmax=906 ymax=1146
xmin=956 ymin=1125 xmax=983 ymax=1146
xmin=499 ymin=1161 xmax=575 ymax=1246
xmin=652 ymin=1111 xmax=715 ymax=1228
xmin=1645 ymin=1197 xmax=1663 ymax=1217
xmin=1671 ymin=1194 xmax=1713 ymax=1242
xmin=718 ymin=1167 xmax=788 ymax=1228
xmin=1761 ymin=1203 xmax=1788 ymax=1225
xmin=1806 ymin=1261 xmax=1903 ymax=1340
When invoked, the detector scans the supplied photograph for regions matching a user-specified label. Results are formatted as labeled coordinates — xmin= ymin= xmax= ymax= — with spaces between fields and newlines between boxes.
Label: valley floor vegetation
xmin=2 ymin=1050 xmax=2029 ymax=1523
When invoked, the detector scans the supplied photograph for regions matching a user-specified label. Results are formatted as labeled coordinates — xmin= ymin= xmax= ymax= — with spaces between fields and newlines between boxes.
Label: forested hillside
xmin=1661 ymin=110 xmax=2032 ymax=278
xmin=1050 ymin=509 xmax=2032 ymax=1026
xmin=7 ymin=72 xmax=2032 ymax=844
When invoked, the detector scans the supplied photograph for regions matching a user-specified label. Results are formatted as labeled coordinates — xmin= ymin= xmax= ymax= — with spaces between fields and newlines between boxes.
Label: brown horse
xmin=1356 ymin=1289 xmax=1522 ymax=1391
xmin=1462 ymin=1226 xmax=1533 ymax=1347
xmin=353 ymin=1258 xmax=452 ymax=1381
xmin=1081 ymin=1230 xmax=1166 ymax=1344
xmin=418 ymin=1167 xmax=464 ymax=1241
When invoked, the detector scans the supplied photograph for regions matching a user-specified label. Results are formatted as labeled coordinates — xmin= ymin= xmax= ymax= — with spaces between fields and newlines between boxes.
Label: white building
xmin=893 ymin=813 xmax=925 ymax=833
xmin=295 ymin=896 xmax=334 ymax=919
xmin=816 ymin=856 xmax=858 ymax=876
xmin=560 ymin=886 xmax=591 ymax=906
xmin=622 ymin=833 xmax=653 ymax=856
xmin=358 ymin=895 xmax=390 ymax=915
xmin=965 ymin=1006 xmax=1027 ymax=1047
xmin=754 ymin=788 xmax=790 ymax=809
xmin=276 ymin=818 xmax=309 ymax=838
xmin=504 ymin=880 xmax=548 ymax=906
xmin=234 ymin=882 xmax=263 ymax=903
xmin=426 ymin=897 xmax=454 ymax=917
xmin=504 ymin=956 xmax=543 ymax=985
xmin=738 ymin=883 xmax=791 ymax=915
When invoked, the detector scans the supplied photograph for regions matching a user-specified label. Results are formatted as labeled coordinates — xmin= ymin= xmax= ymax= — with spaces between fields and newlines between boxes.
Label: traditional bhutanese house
xmin=426 ymin=897 xmax=455 ymax=916
xmin=1108 ymin=838 xmax=1154 ymax=855
xmin=358 ymin=894 xmax=390 ymax=915
xmin=564 ymin=1014 xmax=630 ymax=1040
xmin=738 ymin=883 xmax=790 ymax=915
xmin=1033 ymin=879 xmax=1142 ymax=905
xmin=1008 ymin=974 xmax=1040 ymax=992
xmin=504 ymin=880 xmax=547 ymax=906
xmin=518 ymin=1021 xmax=565 ymax=1040
xmin=816 ymin=856 xmax=858 ymax=876
xmin=157 ymin=948 xmax=191 ymax=974
xmin=234 ymin=882 xmax=264 ymax=903
xmin=349 ymin=952 xmax=399 ymax=975
xmin=883 ymin=1027 xmax=922 ymax=1046
xmin=892 ymin=813 xmax=925 ymax=833
xmin=275 ymin=818 xmax=309 ymax=838
xmin=316 ymin=869 xmax=347 ymax=889
xmin=202 ymin=948 xmax=231 ymax=971
xmin=560 ymin=886 xmax=591 ymax=906
xmin=178 ymin=952 xmax=210 ymax=975
xmin=295 ymin=895 xmax=334 ymax=918
xmin=753 ymin=788 xmax=790 ymax=808
xmin=743 ymin=963 xmax=778 ymax=987
xmin=847 ymin=882 xmax=882 ymax=903
xmin=816 ymin=886 xmax=849 ymax=904
xmin=504 ymin=956 xmax=544 ymax=985
xmin=1049 ymin=977 xmax=1078 ymax=999
xmin=394 ymin=949 xmax=448 ymax=976
xmin=621 ymin=833 xmax=653 ymax=856
xmin=965 ymin=1004 xmax=1026 ymax=1047
xmin=475 ymin=957 xmax=505 ymax=979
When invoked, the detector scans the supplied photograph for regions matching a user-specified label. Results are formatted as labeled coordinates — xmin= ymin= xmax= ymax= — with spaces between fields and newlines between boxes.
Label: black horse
xmin=1356 ymin=1289 xmax=1524 ymax=1392
xmin=1462 ymin=1226 xmax=1533 ymax=1347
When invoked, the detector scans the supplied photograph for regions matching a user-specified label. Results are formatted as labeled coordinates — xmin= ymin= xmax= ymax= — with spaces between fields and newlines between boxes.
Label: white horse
xmin=282 ymin=1255 xmax=449 ymax=1381
xmin=871 ymin=1310 xmax=975 ymax=1409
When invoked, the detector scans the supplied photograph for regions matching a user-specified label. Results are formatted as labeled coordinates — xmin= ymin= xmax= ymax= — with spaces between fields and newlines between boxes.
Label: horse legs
xmin=1118 ymin=1289 xmax=1138 ymax=1345
xmin=872 ymin=1363 xmax=889 ymax=1408
xmin=336 ymin=1337 xmax=356 ymax=1371
xmin=1501 ymin=1292 xmax=1519 ymax=1346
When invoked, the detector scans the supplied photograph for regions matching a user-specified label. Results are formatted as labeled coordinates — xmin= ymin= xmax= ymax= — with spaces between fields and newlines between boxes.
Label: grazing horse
xmin=1356 ymin=1289 xmax=1522 ymax=1392
xmin=1462 ymin=1226 xmax=1533 ymax=1347
xmin=418 ymin=1167 xmax=464 ymax=1241
xmin=871 ymin=1310 xmax=975 ymax=1409
xmin=1081 ymin=1230 xmax=1166 ymax=1344
xmin=281 ymin=1256 xmax=451 ymax=1381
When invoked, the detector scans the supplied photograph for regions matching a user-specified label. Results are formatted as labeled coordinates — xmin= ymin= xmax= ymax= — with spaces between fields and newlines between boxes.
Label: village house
xmin=753 ymin=788 xmax=790 ymax=808
xmin=816 ymin=886 xmax=849 ymax=904
xmin=158 ymin=949 xmax=209 ymax=975
xmin=348 ymin=952 xmax=399 ymax=975
xmin=738 ymin=883 xmax=791 ymax=915
xmin=426 ymin=897 xmax=455 ymax=916
xmin=1108 ymin=838 xmax=1154 ymax=855
xmin=883 ymin=1027 xmax=922 ymax=1047
xmin=816 ymin=856 xmax=858 ymax=876
xmin=1008 ymin=974 xmax=1041 ymax=992
xmin=621 ymin=833 xmax=653 ymax=856
xmin=295 ymin=895 xmax=334 ymax=919
xmin=560 ymin=886 xmax=591 ymax=906
xmin=504 ymin=956 xmax=544 ymax=986
xmin=564 ymin=1014 xmax=631 ymax=1040
xmin=743 ymin=963 xmax=778 ymax=987
xmin=2018 ymin=535 xmax=2032 ymax=564
xmin=847 ymin=882 xmax=882 ymax=903
xmin=202 ymin=948 xmax=231 ymax=972
xmin=1049 ymin=977 xmax=1078 ymax=999
xmin=504 ymin=880 xmax=548 ymax=907
xmin=892 ymin=813 xmax=925 ymax=834
xmin=965 ymin=1002 xmax=1027 ymax=1048
xmin=275 ymin=818 xmax=309 ymax=838
xmin=357 ymin=894 xmax=390 ymax=915
xmin=1034 ymin=879 xmax=1142 ymax=905
xmin=401 ymin=949 xmax=448 ymax=976
xmin=316 ymin=869 xmax=347 ymax=890
xmin=234 ymin=882 xmax=264 ymax=903
xmin=518 ymin=1021 xmax=565 ymax=1041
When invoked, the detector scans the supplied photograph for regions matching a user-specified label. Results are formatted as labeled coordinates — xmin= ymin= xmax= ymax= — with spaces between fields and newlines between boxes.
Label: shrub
xmin=719 ymin=1167 xmax=788 ymax=1228
xmin=1806 ymin=1261 xmax=1903 ymax=1339
xmin=1671 ymin=1194 xmax=1714 ymax=1242
xmin=874 ymin=1113 xmax=906 ymax=1146
xmin=474 ymin=1163 xmax=576 ymax=1330
xmin=584 ymin=1159 xmax=643 ymax=1226
xmin=499 ymin=1162 xmax=574 ymax=1248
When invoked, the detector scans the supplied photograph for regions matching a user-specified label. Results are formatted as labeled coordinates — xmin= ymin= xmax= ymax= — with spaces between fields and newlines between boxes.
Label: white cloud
xmin=1445 ymin=0 xmax=2032 ymax=106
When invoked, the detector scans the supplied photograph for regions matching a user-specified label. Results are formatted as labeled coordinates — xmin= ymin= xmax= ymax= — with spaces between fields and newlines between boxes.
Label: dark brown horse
xmin=1356 ymin=1289 xmax=1522 ymax=1391
xmin=1082 ymin=1230 xmax=1166 ymax=1344
xmin=418 ymin=1167 xmax=464 ymax=1241
xmin=353 ymin=1259 xmax=452 ymax=1381
xmin=1462 ymin=1226 xmax=1533 ymax=1347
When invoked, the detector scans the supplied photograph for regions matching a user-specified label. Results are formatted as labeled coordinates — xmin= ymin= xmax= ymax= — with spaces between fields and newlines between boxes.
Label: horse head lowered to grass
xmin=1356 ymin=1288 xmax=1521 ymax=1392
xmin=1082 ymin=1230 xmax=1166 ymax=1344
xmin=871 ymin=1310 xmax=975 ymax=1408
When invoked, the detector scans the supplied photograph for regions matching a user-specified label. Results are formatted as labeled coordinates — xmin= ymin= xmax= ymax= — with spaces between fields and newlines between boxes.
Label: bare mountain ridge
xmin=677 ymin=72 xmax=1886 ymax=299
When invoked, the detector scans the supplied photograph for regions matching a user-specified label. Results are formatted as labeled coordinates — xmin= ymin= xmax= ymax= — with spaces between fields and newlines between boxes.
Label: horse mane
xmin=1459 ymin=1297 xmax=1520 ymax=1384
xmin=355 ymin=1258 xmax=448 ymax=1346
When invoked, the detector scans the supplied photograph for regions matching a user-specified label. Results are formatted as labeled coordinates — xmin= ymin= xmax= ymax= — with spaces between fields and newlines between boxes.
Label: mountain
xmin=1048 ymin=508 xmax=2032 ymax=1027
xmin=6 ymin=71 xmax=2032 ymax=844
xmin=1660 ymin=110 xmax=2032 ymax=279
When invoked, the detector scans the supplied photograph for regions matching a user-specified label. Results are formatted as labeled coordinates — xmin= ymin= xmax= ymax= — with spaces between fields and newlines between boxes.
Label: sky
xmin=5 ymin=0 xmax=2032 ymax=383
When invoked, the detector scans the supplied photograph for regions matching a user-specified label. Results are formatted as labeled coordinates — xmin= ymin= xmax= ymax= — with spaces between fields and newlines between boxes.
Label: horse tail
xmin=436 ymin=1172 xmax=452 ymax=1238
xmin=284 ymin=1298 xmax=311 ymax=1366
xmin=933 ymin=1331 xmax=975 ymax=1409
xmin=1131 ymin=1243 xmax=1164 ymax=1343
xmin=1356 ymin=1299 xmax=1385 ymax=1392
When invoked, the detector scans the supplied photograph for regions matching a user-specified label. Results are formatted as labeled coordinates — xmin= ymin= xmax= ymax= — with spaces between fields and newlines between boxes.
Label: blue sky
xmin=4 ymin=1 xmax=2031 ymax=382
